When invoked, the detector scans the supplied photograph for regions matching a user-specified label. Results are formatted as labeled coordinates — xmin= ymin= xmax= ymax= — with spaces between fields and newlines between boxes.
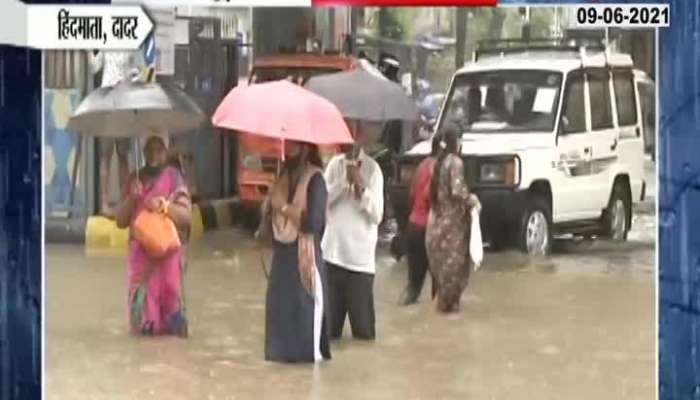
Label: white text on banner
xmin=16 ymin=2 xmax=154 ymax=50
xmin=28 ymin=5 xmax=153 ymax=49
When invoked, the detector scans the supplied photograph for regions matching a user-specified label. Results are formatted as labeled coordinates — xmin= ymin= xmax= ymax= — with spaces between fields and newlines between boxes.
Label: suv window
xmin=588 ymin=71 xmax=613 ymax=130
xmin=561 ymin=71 xmax=586 ymax=134
xmin=638 ymin=81 xmax=656 ymax=147
xmin=441 ymin=70 xmax=562 ymax=134
xmin=613 ymin=70 xmax=638 ymax=126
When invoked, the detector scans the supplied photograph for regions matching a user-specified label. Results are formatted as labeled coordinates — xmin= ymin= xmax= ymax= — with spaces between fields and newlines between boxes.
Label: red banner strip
xmin=312 ymin=0 xmax=496 ymax=6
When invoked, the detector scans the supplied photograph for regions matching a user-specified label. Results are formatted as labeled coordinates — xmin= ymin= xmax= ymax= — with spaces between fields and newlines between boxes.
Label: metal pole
xmin=68 ymin=135 xmax=83 ymax=213
xmin=328 ymin=7 xmax=335 ymax=50
xmin=134 ymin=136 xmax=141 ymax=181
xmin=455 ymin=8 xmax=467 ymax=70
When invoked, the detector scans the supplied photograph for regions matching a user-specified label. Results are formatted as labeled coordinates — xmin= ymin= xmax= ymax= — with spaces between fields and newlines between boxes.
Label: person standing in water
xmin=116 ymin=136 xmax=191 ymax=336
xmin=399 ymin=134 xmax=441 ymax=305
xmin=262 ymin=140 xmax=331 ymax=363
xmin=425 ymin=123 xmax=480 ymax=313
xmin=322 ymin=126 xmax=384 ymax=340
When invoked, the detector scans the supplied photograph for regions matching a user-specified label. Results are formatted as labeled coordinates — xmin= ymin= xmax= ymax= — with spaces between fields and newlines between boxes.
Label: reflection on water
xmin=47 ymin=228 xmax=654 ymax=399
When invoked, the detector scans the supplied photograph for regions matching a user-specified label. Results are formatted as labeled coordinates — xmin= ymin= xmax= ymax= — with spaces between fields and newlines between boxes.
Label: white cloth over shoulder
xmin=470 ymin=205 xmax=483 ymax=270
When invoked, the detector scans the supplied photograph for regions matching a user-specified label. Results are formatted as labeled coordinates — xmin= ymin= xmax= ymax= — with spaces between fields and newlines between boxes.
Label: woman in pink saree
xmin=116 ymin=136 xmax=192 ymax=337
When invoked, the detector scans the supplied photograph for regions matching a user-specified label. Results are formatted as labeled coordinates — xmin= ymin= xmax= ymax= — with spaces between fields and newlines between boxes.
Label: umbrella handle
xmin=134 ymin=137 xmax=141 ymax=181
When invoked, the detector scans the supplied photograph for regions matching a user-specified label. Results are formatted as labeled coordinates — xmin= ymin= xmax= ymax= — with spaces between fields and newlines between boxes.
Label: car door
xmin=586 ymin=68 xmax=620 ymax=213
xmin=613 ymin=68 xmax=645 ymax=201
xmin=636 ymin=79 xmax=656 ymax=157
xmin=553 ymin=69 xmax=601 ymax=221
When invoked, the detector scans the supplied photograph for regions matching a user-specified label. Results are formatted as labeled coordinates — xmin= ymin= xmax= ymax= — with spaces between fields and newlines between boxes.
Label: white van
xmin=390 ymin=42 xmax=647 ymax=256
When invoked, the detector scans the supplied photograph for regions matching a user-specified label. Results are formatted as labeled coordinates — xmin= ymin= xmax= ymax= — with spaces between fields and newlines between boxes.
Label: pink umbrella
xmin=212 ymin=80 xmax=354 ymax=145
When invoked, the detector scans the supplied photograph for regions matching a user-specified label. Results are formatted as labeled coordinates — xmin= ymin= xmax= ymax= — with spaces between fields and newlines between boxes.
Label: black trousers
xmin=326 ymin=262 xmax=375 ymax=340
xmin=405 ymin=223 xmax=434 ymax=301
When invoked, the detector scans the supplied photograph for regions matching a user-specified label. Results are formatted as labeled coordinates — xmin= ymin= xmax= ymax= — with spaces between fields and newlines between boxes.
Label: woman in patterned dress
xmin=425 ymin=124 xmax=480 ymax=313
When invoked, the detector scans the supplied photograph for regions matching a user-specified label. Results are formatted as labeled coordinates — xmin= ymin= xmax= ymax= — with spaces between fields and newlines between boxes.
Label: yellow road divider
xmin=84 ymin=200 xmax=235 ymax=251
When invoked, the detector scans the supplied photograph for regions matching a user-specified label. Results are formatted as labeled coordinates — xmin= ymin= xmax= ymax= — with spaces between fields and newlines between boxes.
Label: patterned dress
xmin=126 ymin=166 xmax=190 ymax=336
xmin=425 ymin=154 xmax=474 ymax=312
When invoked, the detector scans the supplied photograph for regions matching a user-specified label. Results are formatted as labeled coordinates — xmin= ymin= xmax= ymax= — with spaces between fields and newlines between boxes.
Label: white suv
xmin=390 ymin=43 xmax=648 ymax=256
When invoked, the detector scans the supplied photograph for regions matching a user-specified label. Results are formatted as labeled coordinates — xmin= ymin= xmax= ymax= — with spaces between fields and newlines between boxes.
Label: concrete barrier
xmin=82 ymin=198 xmax=239 ymax=251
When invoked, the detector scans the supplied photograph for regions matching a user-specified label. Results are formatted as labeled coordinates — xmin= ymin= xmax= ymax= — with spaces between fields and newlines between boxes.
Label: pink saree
xmin=127 ymin=166 xmax=189 ymax=336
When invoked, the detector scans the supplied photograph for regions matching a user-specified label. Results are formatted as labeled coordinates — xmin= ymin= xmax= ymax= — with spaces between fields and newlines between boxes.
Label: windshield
xmin=440 ymin=70 xmax=563 ymax=134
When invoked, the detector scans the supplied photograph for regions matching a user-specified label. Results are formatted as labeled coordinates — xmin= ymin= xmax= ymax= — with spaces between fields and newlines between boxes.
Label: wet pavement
xmin=46 ymin=219 xmax=655 ymax=400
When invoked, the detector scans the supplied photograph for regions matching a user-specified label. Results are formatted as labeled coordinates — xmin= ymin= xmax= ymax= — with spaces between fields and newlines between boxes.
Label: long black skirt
xmin=265 ymin=240 xmax=331 ymax=363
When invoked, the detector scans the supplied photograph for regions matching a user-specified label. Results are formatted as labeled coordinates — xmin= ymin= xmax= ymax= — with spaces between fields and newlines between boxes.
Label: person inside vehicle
xmin=480 ymin=83 xmax=508 ymax=123
xmin=466 ymin=86 xmax=483 ymax=127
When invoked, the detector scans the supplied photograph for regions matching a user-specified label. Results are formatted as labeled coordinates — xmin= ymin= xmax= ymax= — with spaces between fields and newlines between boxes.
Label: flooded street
xmin=46 ymin=222 xmax=654 ymax=400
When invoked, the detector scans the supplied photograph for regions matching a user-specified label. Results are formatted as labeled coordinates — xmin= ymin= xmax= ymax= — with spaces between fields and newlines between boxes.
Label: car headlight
xmin=479 ymin=159 xmax=518 ymax=185
xmin=480 ymin=163 xmax=505 ymax=182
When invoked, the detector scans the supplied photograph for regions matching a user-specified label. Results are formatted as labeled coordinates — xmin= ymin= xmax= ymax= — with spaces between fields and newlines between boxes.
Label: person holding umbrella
xmin=68 ymin=47 xmax=204 ymax=337
xmin=322 ymin=126 xmax=384 ymax=340
xmin=211 ymin=80 xmax=353 ymax=360
xmin=116 ymin=136 xmax=192 ymax=337
xmin=260 ymin=140 xmax=331 ymax=363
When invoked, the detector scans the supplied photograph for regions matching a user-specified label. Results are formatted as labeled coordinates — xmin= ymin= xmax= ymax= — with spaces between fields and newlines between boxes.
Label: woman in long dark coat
xmin=261 ymin=140 xmax=331 ymax=363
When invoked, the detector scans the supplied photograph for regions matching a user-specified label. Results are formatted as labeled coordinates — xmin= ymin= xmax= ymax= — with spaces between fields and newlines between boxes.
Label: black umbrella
xmin=67 ymin=82 xmax=205 ymax=137
xmin=305 ymin=68 xmax=419 ymax=122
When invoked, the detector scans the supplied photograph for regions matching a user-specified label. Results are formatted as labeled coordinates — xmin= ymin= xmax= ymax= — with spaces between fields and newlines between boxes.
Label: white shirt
xmin=321 ymin=150 xmax=384 ymax=274
xmin=89 ymin=50 xmax=145 ymax=87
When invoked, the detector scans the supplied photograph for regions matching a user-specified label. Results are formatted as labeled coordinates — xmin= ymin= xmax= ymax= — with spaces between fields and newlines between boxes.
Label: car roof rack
xmin=474 ymin=37 xmax=605 ymax=61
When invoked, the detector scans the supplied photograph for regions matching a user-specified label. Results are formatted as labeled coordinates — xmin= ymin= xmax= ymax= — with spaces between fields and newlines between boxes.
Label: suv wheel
xmin=518 ymin=196 xmax=552 ymax=256
xmin=602 ymin=183 xmax=630 ymax=241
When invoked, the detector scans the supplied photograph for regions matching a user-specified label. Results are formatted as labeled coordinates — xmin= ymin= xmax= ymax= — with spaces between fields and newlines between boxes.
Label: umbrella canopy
xmin=305 ymin=68 xmax=419 ymax=122
xmin=67 ymin=82 xmax=205 ymax=137
xmin=212 ymin=80 xmax=353 ymax=145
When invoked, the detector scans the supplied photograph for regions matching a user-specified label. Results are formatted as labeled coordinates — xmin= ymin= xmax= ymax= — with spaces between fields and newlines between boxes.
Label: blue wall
xmin=44 ymin=89 xmax=84 ymax=217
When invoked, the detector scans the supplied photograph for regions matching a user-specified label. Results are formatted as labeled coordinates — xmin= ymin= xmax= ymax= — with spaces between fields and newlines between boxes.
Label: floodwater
xmin=46 ymin=226 xmax=654 ymax=400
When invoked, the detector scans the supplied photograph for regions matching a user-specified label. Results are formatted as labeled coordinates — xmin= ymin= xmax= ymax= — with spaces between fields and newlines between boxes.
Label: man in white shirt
xmin=321 ymin=127 xmax=384 ymax=340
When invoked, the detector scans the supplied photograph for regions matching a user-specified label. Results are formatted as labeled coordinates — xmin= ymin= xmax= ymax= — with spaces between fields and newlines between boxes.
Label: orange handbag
xmin=132 ymin=208 xmax=181 ymax=258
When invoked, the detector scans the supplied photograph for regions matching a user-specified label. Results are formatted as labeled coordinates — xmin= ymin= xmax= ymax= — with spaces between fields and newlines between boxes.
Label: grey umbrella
xmin=67 ymin=82 xmax=205 ymax=137
xmin=304 ymin=68 xmax=419 ymax=122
